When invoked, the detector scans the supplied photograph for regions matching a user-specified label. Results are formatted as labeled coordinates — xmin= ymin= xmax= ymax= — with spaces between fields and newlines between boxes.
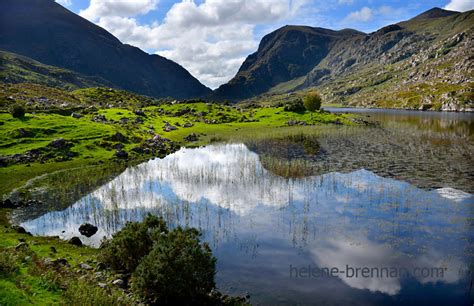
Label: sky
xmin=55 ymin=0 xmax=474 ymax=89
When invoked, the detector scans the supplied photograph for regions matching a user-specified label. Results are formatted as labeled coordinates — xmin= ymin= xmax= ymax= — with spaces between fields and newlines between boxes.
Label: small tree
xmin=10 ymin=104 xmax=25 ymax=118
xmin=303 ymin=91 xmax=322 ymax=119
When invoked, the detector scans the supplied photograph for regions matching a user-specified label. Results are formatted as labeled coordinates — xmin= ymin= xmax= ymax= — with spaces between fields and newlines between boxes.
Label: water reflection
xmin=14 ymin=144 xmax=473 ymax=305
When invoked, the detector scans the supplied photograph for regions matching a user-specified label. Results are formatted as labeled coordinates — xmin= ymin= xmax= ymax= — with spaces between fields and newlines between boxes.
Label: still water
xmin=14 ymin=110 xmax=474 ymax=305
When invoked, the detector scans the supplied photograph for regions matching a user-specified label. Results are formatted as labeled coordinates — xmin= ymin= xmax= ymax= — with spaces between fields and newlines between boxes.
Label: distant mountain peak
xmin=412 ymin=7 xmax=460 ymax=20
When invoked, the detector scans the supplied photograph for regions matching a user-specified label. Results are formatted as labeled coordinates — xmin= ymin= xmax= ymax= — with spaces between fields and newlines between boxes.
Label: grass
xmin=0 ymin=209 xmax=100 ymax=305
xmin=0 ymin=103 xmax=354 ymax=198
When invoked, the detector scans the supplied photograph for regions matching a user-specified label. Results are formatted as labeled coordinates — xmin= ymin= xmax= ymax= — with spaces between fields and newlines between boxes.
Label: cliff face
xmin=0 ymin=0 xmax=211 ymax=99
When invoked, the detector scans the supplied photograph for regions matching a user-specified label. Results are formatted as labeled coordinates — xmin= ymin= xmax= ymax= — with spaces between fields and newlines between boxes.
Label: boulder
xmin=112 ymin=279 xmax=125 ymax=288
xmin=115 ymin=150 xmax=129 ymax=159
xmin=110 ymin=132 xmax=127 ymax=143
xmin=69 ymin=237 xmax=83 ymax=246
xmin=48 ymin=138 xmax=69 ymax=149
xmin=79 ymin=223 xmax=98 ymax=237
xmin=134 ymin=109 xmax=146 ymax=116
xmin=184 ymin=133 xmax=199 ymax=142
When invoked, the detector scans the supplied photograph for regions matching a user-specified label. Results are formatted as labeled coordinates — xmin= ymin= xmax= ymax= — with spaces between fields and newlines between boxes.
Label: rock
xmin=52 ymin=258 xmax=69 ymax=266
xmin=98 ymin=282 xmax=107 ymax=289
xmin=48 ymin=138 xmax=69 ymax=149
xmin=110 ymin=132 xmax=127 ymax=143
xmin=183 ymin=122 xmax=194 ymax=128
xmin=79 ymin=263 xmax=93 ymax=270
xmin=96 ymin=262 xmax=107 ymax=271
xmin=79 ymin=223 xmax=98 ymax=237
xmin=184 ymin=133 xmax=199 ymax=142
xmin=115 ymin=150 xmax=129 ymax=159
xmin=112 ymin=279 xmax=125 ymax=288
xmin=68 ymin=237 xmax=83 ymax=246
xmin=92 ymin=114 xmax=107 ymax=123
xmin=134 ymin=109 xmax=146 ymax=116
xmin=135 ymin=117 xmax=144 ymax=124
xmin=15 ymin=242 xmax=29 ymax=251
xmin=17 ymin=128 xmax=34 ymax=138
xmin=15 ymin=226 xmax=27 ymax=234
xmin=163 ymin=124 xmax=177 ymax=132
xmin=50 ymin=246 xmax=57 ymax=253
xmin=71 ymin=113 xmax=82 ymax=119
xmin=1 ymin=199 xmax=16 ymax=209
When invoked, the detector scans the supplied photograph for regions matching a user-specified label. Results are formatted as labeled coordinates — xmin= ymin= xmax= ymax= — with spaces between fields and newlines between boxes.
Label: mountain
xmin=0 ymin=0 xmax=211 ymax=99
xmin=215 ymin=8 xmax=473 ymax=111
xmin=213 ymin=26 xmax=365 ymax=100
xmin=0 ymin=50 xmax=114 ymax=90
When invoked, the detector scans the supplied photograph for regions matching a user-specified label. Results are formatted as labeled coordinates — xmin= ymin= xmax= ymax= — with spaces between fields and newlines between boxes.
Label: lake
xmin=13 ymin=109 xmax=474 ymax=305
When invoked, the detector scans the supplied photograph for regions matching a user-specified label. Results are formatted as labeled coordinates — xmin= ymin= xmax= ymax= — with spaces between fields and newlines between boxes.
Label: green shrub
xmin=99 ymin=214 xmax=168 ymax=273
xmin=283 ymin=98 xmax=305 ymax=112
xmin=132 ymin=227 xmax=216 ymax=304
xmin=303 ymin=91 xmax=322 ymax=113
xmin=10 ymin=104 xmax=25 ymax=118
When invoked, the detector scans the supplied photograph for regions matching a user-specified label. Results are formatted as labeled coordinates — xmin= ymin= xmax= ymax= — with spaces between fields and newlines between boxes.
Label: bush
xmin=283 ymin=98 xmax=305 ymax=112
xmin=303 ymin=91 xmax=322 ymax=114
xmin=10 ymin=104 xmax=25 ymax=118
xmin=99 ymin=214 xmax=168 ymax=272
xmin=132 ymin=227 xmax=216 ymax=304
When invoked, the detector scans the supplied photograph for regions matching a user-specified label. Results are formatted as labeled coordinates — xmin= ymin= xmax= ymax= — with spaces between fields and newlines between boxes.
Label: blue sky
xmin=56 ymin=0 xmax=474 ymax=88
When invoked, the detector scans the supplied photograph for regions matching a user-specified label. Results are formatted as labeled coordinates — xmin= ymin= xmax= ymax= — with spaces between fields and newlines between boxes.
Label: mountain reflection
xmin=15 ymin=143 xmax=473 ymax=304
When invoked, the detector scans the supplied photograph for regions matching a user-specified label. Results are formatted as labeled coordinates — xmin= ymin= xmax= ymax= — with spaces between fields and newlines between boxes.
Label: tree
xmin=303 ymin=91 xmax=322 ymax=119
xmin=10 ymin=104 xmax=25 ymax=118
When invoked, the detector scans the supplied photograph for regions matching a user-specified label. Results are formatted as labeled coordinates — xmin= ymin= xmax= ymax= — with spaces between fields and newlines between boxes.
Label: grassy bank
xmin=0 ymin=102 xmax=355 ymax=198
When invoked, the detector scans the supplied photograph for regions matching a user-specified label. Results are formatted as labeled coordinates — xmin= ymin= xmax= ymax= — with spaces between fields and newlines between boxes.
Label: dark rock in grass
xmin=52 ymin=258 xmax=69 ymax=266
xmin=96 ymin=262 xmax=107 ymax=271
xmin=71 ymin=113 xmax=82 ymax=119
xmin=163 ymin=122 xmax=177 ymax=132
xmin=119 ymin=117 xmax=129 ymax=124
xmin=79 ymin=263 xmax=93 ymax=270
xmin=50 ymin=246 xmax=57 ymax=254
xmin=15 ymin=226 xmax=27 ymax=234
xmin=17 ymin=128 xmax=34 ymax=138
xmin=112 ymin=279 xmax=126 ymax=288
xmin=79 ymin=223 xmax=98 ymax=237
xmin=183 ymin=122 xmax=194 ymax=128
xmin=135 ymin=117 xmax=144 ymax=124
xmin=48 ymin=138 xmax=70 ymax=149
xmin=110 ymin=132 xmax=127 ymax=143
xmin=113 ymin=143 xmax=124 ymax=150
xmin=2 ymin=199 xmax=16 ymax=208
xmin=115 ymin=150 xmax=129 ymax=159
xmin=184 ymin=133 xmax=199 ymax=142
xmin=131 ymin=146 xmax=144 ymax=154
xmin=15 ymin=242 xmax=29 ymax=251
xmin=92 ymin=114 xmax=107 ymax=123
xmin=134 ymin=109 xmax=146 ymax=116
xmin=69 ymin=237 xmax=83 ymax=246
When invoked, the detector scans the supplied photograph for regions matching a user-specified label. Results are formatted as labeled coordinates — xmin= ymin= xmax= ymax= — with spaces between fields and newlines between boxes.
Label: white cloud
xmin=80 ymin=0 xmax=158 ymax=21
xmin=79 ymin=0 xmax=306 ymax=89
xmin=56 ymin=0 xmax=72 ymax=7
xmin=444 ymin=0 xmax=474 ymax=12
xmin=345 ymin=6 xmax=373 ymax=22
